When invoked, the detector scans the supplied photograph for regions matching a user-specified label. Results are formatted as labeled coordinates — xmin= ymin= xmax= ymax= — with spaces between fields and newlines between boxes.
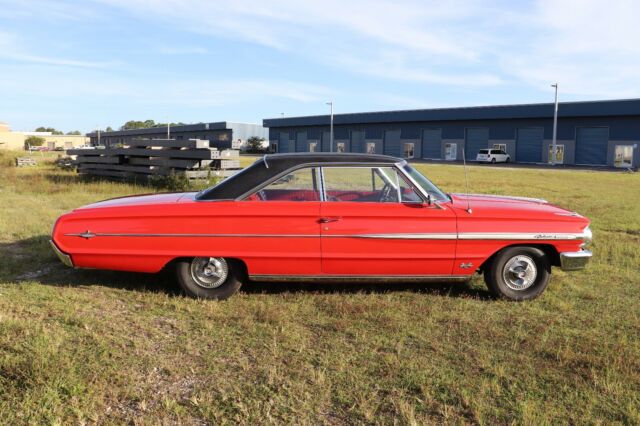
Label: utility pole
xmin=551 ymin=83 xmax=559 ymax=165
xmin=97 ymin=127 xmax=101 ymax=146
xmin=167 ymin=117 xmax=170 ymax=139
xmin=326 ymin=101 xmax=334 ymax=152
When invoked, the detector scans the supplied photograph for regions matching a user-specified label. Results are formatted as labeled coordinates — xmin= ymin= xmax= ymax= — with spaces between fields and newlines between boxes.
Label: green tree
xmin=66 ymin=130 xmax=82 ymax=135
xmin=105 ymin=126 xmax=114 ymax=132
xmin=246 ymin=136 xmax=266 ymax=153
xmin=35 ymin=126 xmax=63 ymax=135
xmin=120 ymin=120 xmax=157 ymax=130
xmin=24 ymin=136 xmax=45 ymax=150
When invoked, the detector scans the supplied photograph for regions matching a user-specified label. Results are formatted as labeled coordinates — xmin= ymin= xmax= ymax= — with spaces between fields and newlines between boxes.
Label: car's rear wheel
xmin=175 ymin=257 xmax=244 ymax=300
xmin=484 ymin=246 xmax=550 ymax=301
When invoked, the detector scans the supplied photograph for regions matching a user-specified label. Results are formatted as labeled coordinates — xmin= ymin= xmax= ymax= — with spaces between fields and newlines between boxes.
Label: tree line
xmin=35 ymin=127 xmax=82 ymax=135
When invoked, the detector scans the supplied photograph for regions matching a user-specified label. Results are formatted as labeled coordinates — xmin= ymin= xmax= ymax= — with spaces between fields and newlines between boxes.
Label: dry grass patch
xmin=0 ymin=151 xmax=639 ymax=423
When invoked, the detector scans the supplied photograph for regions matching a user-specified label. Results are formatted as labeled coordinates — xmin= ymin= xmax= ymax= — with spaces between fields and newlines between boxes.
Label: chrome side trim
xmin=65 ymin=233 xmax=319 ymax=238
xmin=452 ymin=193 xmax=548 ymax=204
xmin=64 ymin=231 xmax=590 ymax=240
xmin=49 ymin=240 xmax=74 ymax=268
xmin=457 ymin=232 xmax=589 ymax=240
xmin=340 ymin=233 xmax=458 ymax=240
xmin=559 ymin=250 xmax=592 ymax=271
xmin=249 ymin=274 xmax=471 ymax=283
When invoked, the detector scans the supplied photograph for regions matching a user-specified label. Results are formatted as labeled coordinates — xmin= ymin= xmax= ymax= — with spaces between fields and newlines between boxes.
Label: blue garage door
xmin=296 ymin=132 xmax=307 ymax=152
xmin=350 ymin=131 xmax=365 ymax=153
xmin=278 ymin=132 xmax=289 ymax=153
xmin=383 ymin=130 xmax=401 ymax=156
xmin=422 ymin=129 xmax=442 ymax=159
xmin=516 ymin=128 xmax=543 ymax=163
xmin=576 ymin=127 xmax=608 ymax=165
xmin=321 ymin=132 xmax=331 ymax=152
xmin=465 ymin=128 xmax=489 ymax=160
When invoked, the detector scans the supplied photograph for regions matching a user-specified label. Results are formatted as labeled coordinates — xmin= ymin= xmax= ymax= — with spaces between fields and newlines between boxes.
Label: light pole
xmin=96 ymin=126 xmax=101 ymax=147
xmin=551 ymin=83 xmax=559 ymax=165
xmin=166 ymin=116 xmax=170 ymax=139
xmin=326 ymin=101 xmax=334 ymax=152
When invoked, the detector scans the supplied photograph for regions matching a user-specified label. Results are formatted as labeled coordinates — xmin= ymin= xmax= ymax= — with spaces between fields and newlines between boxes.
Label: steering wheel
xmin=379 ymin=183 xmax=395 ymax=202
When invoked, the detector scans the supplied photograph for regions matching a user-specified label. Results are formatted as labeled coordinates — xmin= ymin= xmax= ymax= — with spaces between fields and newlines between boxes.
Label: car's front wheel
xmin=175 ymin=257 xmax=244 ymax=300
xmin=484 ymin=246 xmax=551 ymax=301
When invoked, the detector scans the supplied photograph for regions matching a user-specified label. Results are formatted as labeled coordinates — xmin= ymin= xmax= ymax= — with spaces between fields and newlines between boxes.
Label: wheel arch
xmin=162 ymin=256 xmax=249 ymax=278
xmin=478 ymin=243 xmax=560 ymax=272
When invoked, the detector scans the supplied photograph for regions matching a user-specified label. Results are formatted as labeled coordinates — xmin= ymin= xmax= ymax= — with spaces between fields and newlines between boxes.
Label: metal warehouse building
xmin=263 ymin=99 xmax=639 ymax=169
xmin=88 ymin=122 xmax=267 ymax=151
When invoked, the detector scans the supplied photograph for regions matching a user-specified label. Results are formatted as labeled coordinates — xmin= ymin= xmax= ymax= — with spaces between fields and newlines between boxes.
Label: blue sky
xmin=0 ymin=0 xmax=638 ymax=133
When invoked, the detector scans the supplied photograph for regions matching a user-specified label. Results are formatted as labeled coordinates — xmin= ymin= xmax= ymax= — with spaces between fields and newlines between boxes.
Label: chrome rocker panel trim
xmin=559 ymin=250 xmax=592 ymax=271
xmin=65 ymin=231 xmax=591 ymax=241
xmin=249 ymin=274 xmax=471 ymax=283
xmin=50 ymin=240 xmax=74 ymax=268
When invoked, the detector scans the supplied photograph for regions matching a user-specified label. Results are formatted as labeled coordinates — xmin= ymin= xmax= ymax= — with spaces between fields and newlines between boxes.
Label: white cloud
xmin=93 ymin=0 xmax=503 ymax=85
xmin=86 ymin=0 xmax=640 ymax=97
xmin=0 ymin=30 xmax=116 ymax=69
xmin=497 ymin=0 xmax=640 ymax=97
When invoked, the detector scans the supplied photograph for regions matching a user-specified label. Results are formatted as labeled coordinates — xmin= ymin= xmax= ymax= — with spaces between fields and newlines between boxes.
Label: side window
xmin=323 ymin=167 xmax=422 ymax=203
xmin=247 ymin=168 xmax=319 ymax=201
xmin=398 ymin=176 xmax=422 ymax=203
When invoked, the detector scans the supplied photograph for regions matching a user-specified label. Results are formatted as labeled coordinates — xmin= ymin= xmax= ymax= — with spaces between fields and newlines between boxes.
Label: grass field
xmin=0 ymin=150 xmax=638 ymax=424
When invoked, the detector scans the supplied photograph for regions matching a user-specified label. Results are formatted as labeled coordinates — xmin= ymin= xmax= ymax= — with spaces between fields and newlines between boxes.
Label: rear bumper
xmin=49 ymin=240 xmax=74 ymax=268
xmin=559 ymin=250 xmax=592 ymax=271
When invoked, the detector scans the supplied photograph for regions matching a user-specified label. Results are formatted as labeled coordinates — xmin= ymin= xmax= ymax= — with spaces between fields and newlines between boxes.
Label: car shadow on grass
xmin=2 ymin=235 xmax=493 ymax=300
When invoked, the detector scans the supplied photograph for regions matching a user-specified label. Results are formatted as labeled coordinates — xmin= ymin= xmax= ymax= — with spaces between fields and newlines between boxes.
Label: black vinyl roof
xmin=197 ymin=153 xmax=401 ymax=200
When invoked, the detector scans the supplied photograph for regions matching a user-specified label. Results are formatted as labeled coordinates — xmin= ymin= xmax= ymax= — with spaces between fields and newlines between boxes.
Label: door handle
xmin=319 ymin=217 xmax=341 ymax=224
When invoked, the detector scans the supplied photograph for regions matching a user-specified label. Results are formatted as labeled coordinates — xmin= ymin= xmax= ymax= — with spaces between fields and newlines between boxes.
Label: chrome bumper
xmin=49 ymin=240 xmax=74 ymax=268
xmin=559 ymin=250 xmax=592 ymax=271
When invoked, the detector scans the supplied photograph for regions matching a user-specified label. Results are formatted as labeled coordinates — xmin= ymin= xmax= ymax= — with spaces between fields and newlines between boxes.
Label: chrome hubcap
xmin=502 ymin=255 xmax=537 ymax=291
xmin=190 ymin=257 xmax=229 ymax=289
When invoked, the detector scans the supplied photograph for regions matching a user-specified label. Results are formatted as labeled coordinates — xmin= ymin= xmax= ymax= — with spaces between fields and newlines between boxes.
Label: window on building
xmin=309 ymin=142 xmax=317 ymax=152
xmin=614 ymin=145 xmax=634 ymax=168
xmin=445 ymin=143 xmax=457 ymax=160
xmin=270 ymin=142 xmax=278 ymax=153
xmin=492 ymin=143 xmax=507 ymax=153
xmin=548 ymin=144 xmax=565 ymax=164
xmin=336 ymin=142 xmax=346 ymax=153
xmin=366 ymin=142 xmax=376 ymax=154
xmin=403 ymin=143 xmax=415 ymax=159
xmin=245 ymin=167 xmax=319 ymax=201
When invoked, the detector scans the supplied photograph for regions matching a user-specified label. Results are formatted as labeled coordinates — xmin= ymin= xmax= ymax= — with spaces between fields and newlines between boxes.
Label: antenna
xmin=462 ymin=148 xmax=472 ymax=214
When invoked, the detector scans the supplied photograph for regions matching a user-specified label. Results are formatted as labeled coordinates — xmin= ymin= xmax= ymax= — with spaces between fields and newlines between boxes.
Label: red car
xmin=51 ymin=153 xmax=592 ymax=301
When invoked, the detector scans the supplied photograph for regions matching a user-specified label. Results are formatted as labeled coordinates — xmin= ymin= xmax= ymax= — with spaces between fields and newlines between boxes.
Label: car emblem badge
xmin=79 ymin=231 xmax=95 ymax=239
xmin=460 ymin=262 xmax=473 ymax=269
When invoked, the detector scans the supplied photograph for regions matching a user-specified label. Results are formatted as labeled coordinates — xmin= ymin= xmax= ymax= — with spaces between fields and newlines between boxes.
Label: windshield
xmin=401 ymin=164 xmax=449 ymax=202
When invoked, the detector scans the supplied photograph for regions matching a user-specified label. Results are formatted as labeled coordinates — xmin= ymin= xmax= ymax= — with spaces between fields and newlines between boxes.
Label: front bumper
xmin=50 ymin=240 xmax=74 ymax=268
xmin=559 ymin=250 xmax=592 ymax=271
